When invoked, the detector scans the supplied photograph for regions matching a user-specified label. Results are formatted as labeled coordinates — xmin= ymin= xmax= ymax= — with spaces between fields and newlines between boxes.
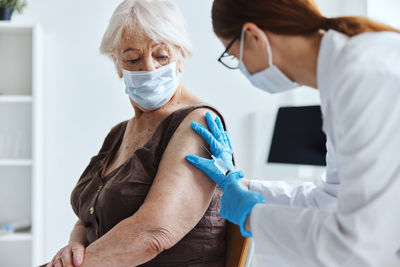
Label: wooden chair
xmin=225 ymin=222 xmax=251 ymax=267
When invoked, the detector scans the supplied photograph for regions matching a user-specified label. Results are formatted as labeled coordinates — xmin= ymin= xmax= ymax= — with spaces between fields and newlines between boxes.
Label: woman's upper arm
xmin=131 ymin=108 xmax=220 ymax=248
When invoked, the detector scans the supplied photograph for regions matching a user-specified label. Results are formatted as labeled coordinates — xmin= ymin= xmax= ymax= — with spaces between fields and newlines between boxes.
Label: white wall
xmin=11 ymin=0 xmax=400 ymax=264
xmin=368 ymin=0 xmax=400 ymax=29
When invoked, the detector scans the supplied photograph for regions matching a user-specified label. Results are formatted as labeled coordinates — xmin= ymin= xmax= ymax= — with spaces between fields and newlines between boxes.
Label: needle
xmin=202 ymin=145 xmax=231 ymax=175
xmin=202 ymin=145 xmax=213 ymax=157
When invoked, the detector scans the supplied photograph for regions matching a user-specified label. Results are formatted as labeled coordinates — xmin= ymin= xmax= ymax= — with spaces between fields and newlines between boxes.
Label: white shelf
xmin=0 ymin=159 xmax=33 ymax=166
xmin=0 ymin=23 xmax=44 ymax=266
xmin=0 ymin=95 xmax=32 ymax=103
xmin=0 ymin=22 xmax=34 ymax=33
xmin=0 ymin=232 xmax=32 ymax=242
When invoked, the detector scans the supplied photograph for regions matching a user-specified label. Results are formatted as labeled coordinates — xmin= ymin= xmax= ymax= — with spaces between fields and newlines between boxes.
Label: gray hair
xmin=100 ymin=0 xmax=193 ymax=64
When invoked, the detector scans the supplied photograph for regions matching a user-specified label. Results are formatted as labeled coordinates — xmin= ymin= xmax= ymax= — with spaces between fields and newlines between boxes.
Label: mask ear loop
xmin=239 ymin=26 xmax=245 ymax=63
xmin=259 ymin=30 xmax=273 ymax=67
xmin=176 ymin=47 xmax=184 ymax=76
xmin=114 ymin=56 xmax=125 ymax=78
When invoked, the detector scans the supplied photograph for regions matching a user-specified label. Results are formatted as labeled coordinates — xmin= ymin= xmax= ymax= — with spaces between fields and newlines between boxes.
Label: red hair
xmin=212 ymin=0 xmax=400 ymax=39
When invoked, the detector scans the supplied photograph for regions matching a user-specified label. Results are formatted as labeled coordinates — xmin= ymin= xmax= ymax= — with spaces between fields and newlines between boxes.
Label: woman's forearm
xmin=80 ymin=215 xmax=177 ymax=267
xmin=69 ymin=220 xmax=89 ymax=247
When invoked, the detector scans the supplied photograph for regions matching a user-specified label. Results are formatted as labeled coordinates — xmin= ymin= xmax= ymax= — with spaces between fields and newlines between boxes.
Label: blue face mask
xmin=239 ymin=27 xmax=299 ymax=94
xmin=122 ymin=62 xmax=179 ymax=111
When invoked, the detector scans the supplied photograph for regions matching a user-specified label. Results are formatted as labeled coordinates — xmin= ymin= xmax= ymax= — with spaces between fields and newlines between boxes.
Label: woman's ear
xmin=175 ymin=47 xmax=185 ymax=74
xmin=243 ymin=22 xmax=268 ymax=51
xmin=112 ymin=55 xmax=123 ymax=78
xmin=177 ymin=64 xmax=183 ymax=74
xmin=176 ymin=57 xmax=184 ymax=74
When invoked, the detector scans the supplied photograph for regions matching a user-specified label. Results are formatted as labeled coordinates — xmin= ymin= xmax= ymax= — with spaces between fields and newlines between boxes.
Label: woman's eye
xmin=157 ymin=55 xmax=168 ymax=61
xmin=128 ymin=58 xmax=140 ymax=64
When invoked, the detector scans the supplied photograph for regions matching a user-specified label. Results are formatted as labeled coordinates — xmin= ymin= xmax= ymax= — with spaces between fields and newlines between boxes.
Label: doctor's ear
xmin=111 ymin=55 xmax=123 ymax=78
xmin=243 ymin=22 xmax=269 ymax=51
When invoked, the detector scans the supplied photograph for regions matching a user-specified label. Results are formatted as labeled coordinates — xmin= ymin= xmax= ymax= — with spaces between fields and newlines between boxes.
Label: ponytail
xmin=212 ymin=0 xmax=400 ymax=39
xmin=320 ymin=16 xmax=400 ymax=36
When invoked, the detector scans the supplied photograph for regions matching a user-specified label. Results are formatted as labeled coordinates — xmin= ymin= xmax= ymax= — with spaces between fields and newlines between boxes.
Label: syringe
xmin=202 ymin=145 xmax=248 ymax=190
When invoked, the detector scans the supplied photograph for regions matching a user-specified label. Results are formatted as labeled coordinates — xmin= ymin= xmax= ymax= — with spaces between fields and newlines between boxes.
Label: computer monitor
xmin=268 ymin=106 xmax=327 ymax=166
xmin=248 ymin=105 xmax=326 ymax=182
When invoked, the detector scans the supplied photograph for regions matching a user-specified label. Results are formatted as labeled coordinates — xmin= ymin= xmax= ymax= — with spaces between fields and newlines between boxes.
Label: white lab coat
xmin=249 ymin=30 xmax=400 ymax=267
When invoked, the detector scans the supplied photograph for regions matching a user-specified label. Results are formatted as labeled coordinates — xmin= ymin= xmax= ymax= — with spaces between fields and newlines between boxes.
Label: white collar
xmin=317 ymin=30 xmax=349 ymax=88
xmin=317 ymin=30 xmax=349 ymax=111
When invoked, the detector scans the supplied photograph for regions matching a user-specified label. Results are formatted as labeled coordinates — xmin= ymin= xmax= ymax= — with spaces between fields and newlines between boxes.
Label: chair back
xmin=225 ymin=222 xmax=251 ymax=267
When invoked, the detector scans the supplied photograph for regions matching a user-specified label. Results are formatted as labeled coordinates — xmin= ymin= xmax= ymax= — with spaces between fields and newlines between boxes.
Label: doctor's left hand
xmin=186 ymin=112 xmax=237 ymax=188
xmin=189 ymin=112 xmax=235 ymax=170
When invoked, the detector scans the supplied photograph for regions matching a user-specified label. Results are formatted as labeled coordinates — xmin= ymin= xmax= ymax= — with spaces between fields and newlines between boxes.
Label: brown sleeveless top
xmin=70 ymin=104 xmax=227 ymax=266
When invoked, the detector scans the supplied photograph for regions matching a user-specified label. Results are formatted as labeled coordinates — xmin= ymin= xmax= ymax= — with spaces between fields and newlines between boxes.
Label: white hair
xmin=100 ymin=0 xmax=193 ymax=63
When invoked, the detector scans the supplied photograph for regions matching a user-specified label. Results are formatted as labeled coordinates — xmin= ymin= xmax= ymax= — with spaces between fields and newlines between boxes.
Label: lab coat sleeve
xmin=250 ymin=67 xmax=400 ymax=267
xmin=249 ymin=173 xmax=338 ymax=210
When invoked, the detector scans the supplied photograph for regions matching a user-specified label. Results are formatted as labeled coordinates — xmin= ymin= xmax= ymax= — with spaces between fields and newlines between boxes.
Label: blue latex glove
xmin=186 ymin=112 xmax=265 ymax=237
xmin=190 ymin=112 xmax=235 ymax=171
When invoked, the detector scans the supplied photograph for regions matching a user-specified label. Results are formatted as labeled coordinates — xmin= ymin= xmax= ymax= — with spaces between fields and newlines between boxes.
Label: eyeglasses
xmin=217 ymin=32 xmax=241 ymax=69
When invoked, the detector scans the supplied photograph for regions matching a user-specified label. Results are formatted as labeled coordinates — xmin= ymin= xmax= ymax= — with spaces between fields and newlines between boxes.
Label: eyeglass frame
xmin=217 ymin=32 xmax=242 ymax=69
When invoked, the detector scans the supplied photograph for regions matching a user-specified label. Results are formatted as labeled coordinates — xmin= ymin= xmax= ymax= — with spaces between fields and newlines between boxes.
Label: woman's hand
xmin=46 ymin=242 xmax=85 ymax=267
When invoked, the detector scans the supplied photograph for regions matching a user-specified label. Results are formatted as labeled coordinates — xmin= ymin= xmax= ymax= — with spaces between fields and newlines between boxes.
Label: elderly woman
xmin=44 ymin=0 xmax=230 ymax=266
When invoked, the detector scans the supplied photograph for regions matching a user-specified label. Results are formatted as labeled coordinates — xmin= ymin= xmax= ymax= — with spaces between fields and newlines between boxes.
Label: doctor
xmin=185 ymin=0 xmax=400 ymax=266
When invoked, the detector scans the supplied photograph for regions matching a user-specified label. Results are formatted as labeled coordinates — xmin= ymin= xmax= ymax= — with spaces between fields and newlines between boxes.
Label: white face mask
xmin=122 ymin=62 xmax=179 ymax=111
xmin=239 ymin=27 xmax=299 ymax=94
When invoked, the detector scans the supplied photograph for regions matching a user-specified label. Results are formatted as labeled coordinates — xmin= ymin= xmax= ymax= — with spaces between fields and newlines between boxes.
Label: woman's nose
xmin=141 ymin=57 xmax=159 ymax=71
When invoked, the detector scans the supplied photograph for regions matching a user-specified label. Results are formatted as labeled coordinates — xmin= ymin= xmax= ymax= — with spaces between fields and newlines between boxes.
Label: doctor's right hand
xmin=186 ymin=153 xmax=265 ymax=238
